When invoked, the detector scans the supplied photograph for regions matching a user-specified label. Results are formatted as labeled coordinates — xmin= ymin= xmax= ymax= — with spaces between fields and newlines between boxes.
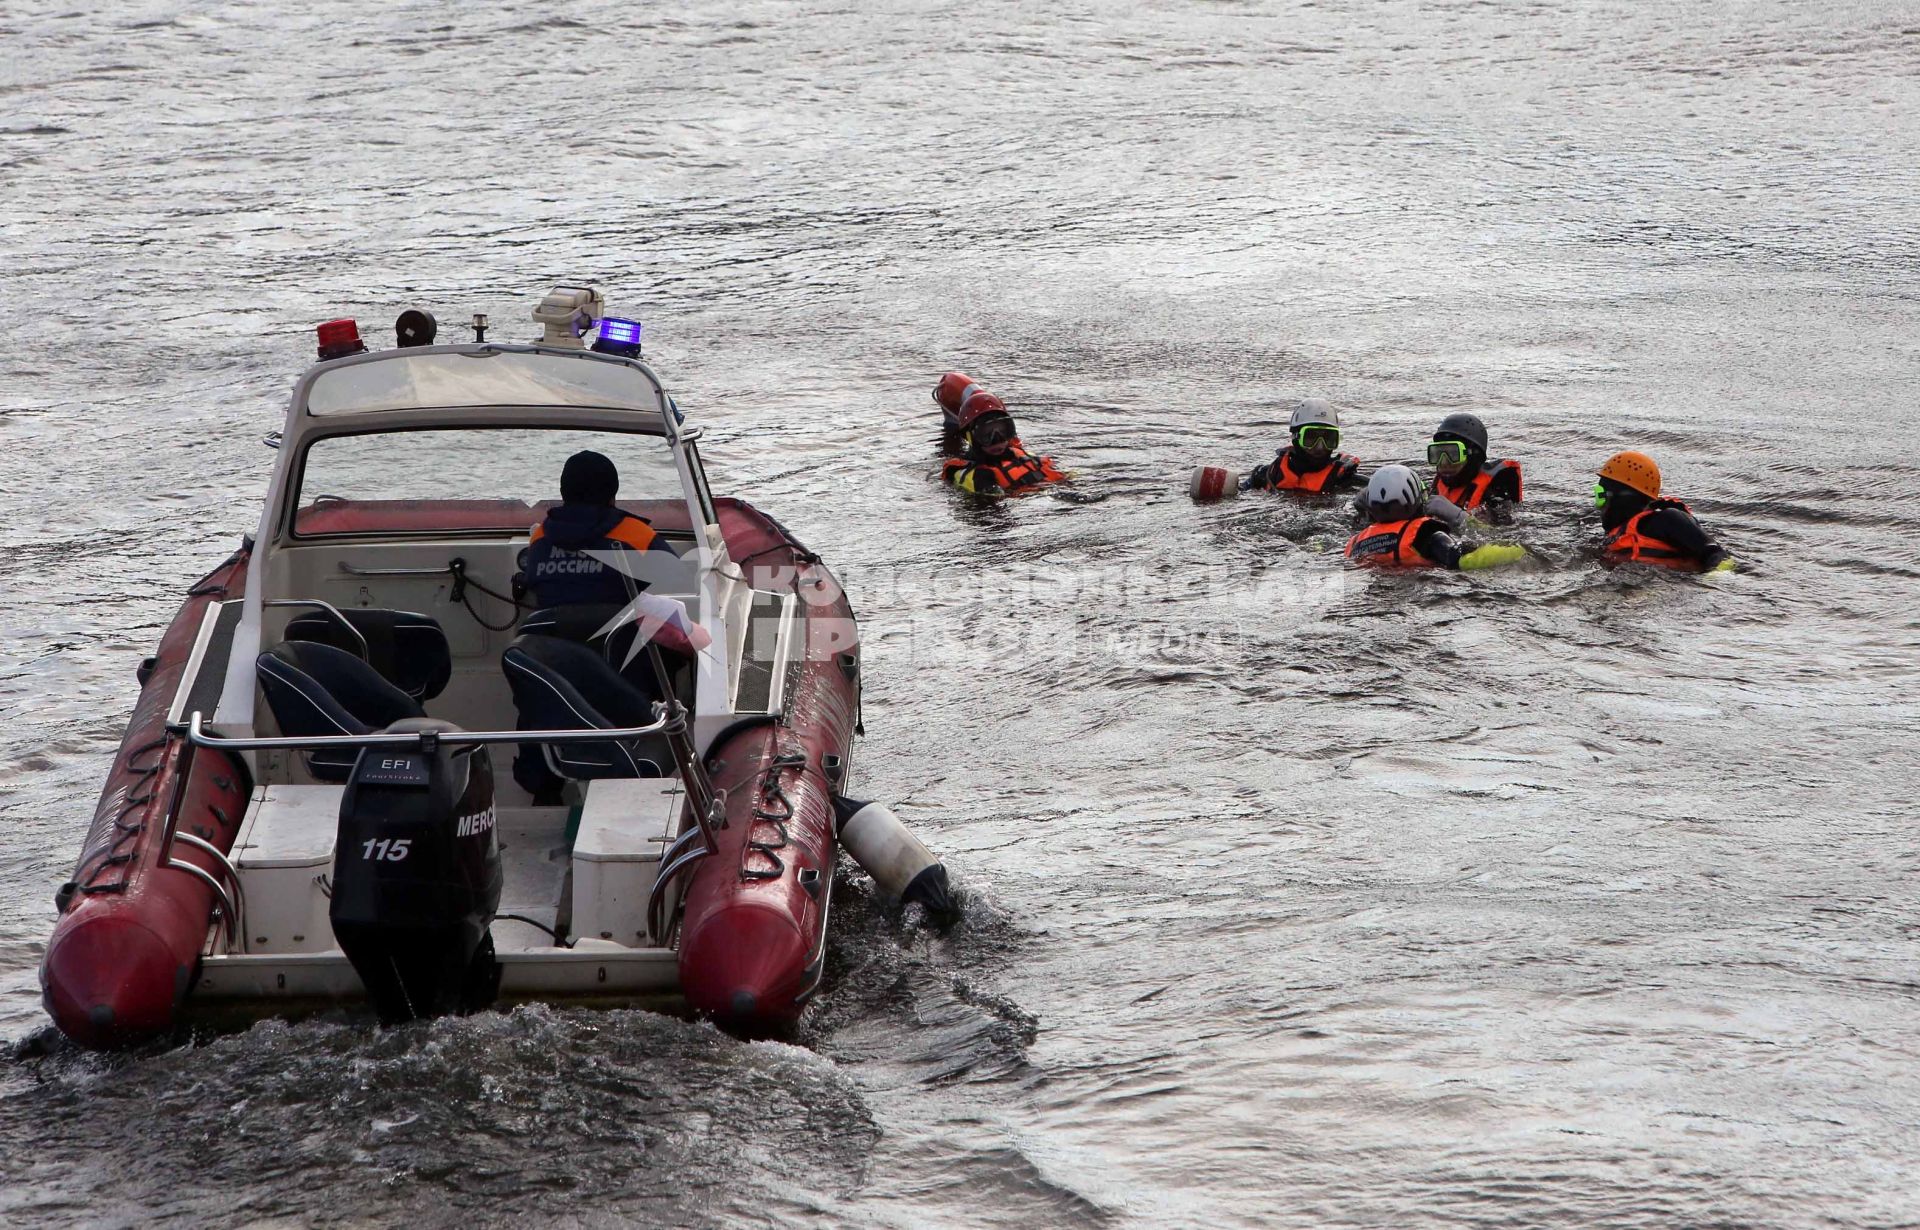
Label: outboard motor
xmin=832 ymin=795 xmax=957 ymax=922
xmin=330 ymin=719 xmax=504 ymax=1024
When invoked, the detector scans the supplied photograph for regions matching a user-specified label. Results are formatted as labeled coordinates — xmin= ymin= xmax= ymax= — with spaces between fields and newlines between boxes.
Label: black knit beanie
xmin=560 ymin=450 xmax=619 ymax=505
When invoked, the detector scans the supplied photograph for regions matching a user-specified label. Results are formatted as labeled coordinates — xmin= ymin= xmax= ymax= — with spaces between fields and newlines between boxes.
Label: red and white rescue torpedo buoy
xmin=1189 ymin=465 xmax=1241 ymax=502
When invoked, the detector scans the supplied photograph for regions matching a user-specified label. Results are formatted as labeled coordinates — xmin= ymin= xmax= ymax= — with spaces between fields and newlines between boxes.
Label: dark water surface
xmin=2 ymin=1 xmax=1917 ymax=1226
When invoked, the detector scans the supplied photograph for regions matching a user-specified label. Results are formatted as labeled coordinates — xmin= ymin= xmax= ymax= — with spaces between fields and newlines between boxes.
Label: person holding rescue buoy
xmin=1428 ymin=412 xmax=1523 ymax=515
xmin=1247 ymin=399 xmax=1363 ymax=495
xmin=523 ymin=450 xmax=680 ymax=607
xmin=1595 ymin=450 xmax=1732 ymax=572
xmin=1345 ymin=465 xmax=1526 ymax=570
xmin=934 ymin=373 xmax=1066 ymax=495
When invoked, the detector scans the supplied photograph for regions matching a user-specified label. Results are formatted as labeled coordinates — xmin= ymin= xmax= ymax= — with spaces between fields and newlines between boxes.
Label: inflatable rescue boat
xmin=39 ymin=286 xmax=949 ymax=1048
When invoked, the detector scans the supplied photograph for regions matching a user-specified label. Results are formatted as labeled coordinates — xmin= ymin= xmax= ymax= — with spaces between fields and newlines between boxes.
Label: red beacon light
xmin=316 ymin=318 xmax=367 ymax=361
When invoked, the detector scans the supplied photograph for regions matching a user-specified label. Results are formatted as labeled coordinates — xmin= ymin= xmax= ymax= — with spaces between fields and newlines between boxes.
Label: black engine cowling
xmin=329 ymin=718 xmax=504 ymax=1024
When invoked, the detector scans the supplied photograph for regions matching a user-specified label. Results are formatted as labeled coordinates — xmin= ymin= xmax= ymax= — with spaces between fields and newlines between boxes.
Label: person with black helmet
xmin=1247 ymin=398 xmax=1363 ymax=494
xmin=522 ymin=450 xmax=680 ymax=608
xmin=1594 ymin=451 xmax=1731 ymax=572
xmin=1346 ymin=465 xmax=1526 ymax=570
xmin=936 ymin=374 xmax=1066 ymax=495
xmin=1427 ymin=412 xmax=1523 ymax=515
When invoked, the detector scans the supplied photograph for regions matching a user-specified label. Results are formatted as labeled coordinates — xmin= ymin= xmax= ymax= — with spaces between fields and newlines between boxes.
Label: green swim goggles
xmin=1294 ymin=425 xmax=1341 ymax=450
xmin=1427 ymin=440 xmax=1470 ymax=467
xmin=1593 ymin=482 xmax=1608 ymax=510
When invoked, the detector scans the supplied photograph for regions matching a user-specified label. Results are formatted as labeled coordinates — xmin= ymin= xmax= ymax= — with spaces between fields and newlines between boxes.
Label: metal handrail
xmin=184 ymin=710 xmax=668 ymax=752
xmin=644 ymin=643 xmax=724 ymax=942
xmin=149 ymin=737 xmax=247 ymax=954
xmin=169 ymin=855 xmax=242 ymax=951
xmin=169 ymin=832 xmax=248 ymax=956
xmin=336 ymin=562 xmax=464 ymax=578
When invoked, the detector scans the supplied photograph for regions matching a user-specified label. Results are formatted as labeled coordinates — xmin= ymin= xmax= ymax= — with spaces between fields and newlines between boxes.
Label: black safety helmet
xmin=1432 ymin=412 xmax=1489 ymax=457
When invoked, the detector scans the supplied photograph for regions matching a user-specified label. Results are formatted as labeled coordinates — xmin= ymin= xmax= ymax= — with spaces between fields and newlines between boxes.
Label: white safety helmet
xmin=1364 ymin=464 xmax=1426 ymax=521
xmin=1289 ymin=398 xmax=1340 ymax=433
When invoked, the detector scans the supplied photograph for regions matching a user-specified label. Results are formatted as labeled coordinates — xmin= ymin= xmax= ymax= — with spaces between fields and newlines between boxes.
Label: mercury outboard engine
xmin=330 ymin=719 xmax=504 ymax=1024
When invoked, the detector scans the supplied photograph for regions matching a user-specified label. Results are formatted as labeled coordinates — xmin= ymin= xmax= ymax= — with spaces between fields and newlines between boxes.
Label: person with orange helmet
xmin=933 ymin=372 xmax=1066 ymax=495
xmin=1594 ymin=451 xmax=1730 ymax=571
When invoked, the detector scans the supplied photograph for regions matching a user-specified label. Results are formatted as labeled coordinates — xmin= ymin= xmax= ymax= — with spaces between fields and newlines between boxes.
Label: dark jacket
xmin=1600 ymin=492 xmax=1726 ymax=571
xmin=524 ymin=506 xmax=677 ymax=608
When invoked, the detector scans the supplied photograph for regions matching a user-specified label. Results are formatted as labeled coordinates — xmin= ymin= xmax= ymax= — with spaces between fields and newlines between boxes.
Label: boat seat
xmin=257 ymin=641 xmax=426 ymax=782
xmin=521 ymin=603 xmax=694 ymax=706
xmin=501 ymin=634 xmax=666 ymax=784
xmin=283 ymin=607 xmax=452 ymax=702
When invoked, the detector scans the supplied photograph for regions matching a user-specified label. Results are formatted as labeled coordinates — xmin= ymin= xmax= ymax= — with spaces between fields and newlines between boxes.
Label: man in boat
xmin=1427 ymin=412 xmax=1523 ymax=516
xmin=938 ymin=379 xmax=1066 ymax=495
xmin=1346 ymin=465 xmax=1525 ymax=570
xmin=523 ymin=450 xmax=679 ymax=608
xmin=1247 ymin=399 xmax=1364 ymax=495
xmin=1595 ymin=450 xmax=1733 ymax=572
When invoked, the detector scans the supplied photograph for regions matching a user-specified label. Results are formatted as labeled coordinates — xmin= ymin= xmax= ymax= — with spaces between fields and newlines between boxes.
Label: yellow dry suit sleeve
xmin=1458 ymin=544 xmax=1527 ymax=571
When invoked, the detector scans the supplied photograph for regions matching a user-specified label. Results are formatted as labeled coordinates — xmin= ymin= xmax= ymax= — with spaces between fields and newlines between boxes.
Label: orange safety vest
xmin=1603 ymin=499 xmax=1698 ymax=571
xmin=1345 ymin=517 xmax=1437 ymax=568
xmin=529 ymin=514 xmax=657 ymax=552
xmin=1436 ymin=458 xmax=1522 ymax=511
xmin=1268 ymin=451 xmax=1351 ymax=494
xmin=942 ymin=440 xmax=1064 ymax=493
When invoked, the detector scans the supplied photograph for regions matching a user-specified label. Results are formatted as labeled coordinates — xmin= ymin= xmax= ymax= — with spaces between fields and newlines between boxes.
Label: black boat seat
xmin=500 ymin=634 xmax=665 ymax=782
xmin=257 ymin=641 xmax=426 ymax=782
xmin=520 ymin=603 xmax=694 ymax=706
xmin=283 ymin=607 xmax=452 ymax=702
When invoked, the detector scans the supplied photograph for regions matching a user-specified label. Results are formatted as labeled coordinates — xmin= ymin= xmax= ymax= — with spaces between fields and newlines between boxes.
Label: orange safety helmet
xmin=956 ymin=390 xmax=1009 ymax=432
xmin=1598 ymin=450 xmax=1661 ymax=499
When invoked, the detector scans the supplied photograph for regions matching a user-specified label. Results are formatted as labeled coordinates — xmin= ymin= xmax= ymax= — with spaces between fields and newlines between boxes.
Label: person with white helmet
xmin=1247 ymin=398 xmax=1363 ymax=495
xmin=1346 ymin=465 xmax=1525 ymax=570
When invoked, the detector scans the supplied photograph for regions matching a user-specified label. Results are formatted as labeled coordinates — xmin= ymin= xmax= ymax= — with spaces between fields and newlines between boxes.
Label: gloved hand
xmin=1712 ymin=557 xmax=1737 ymax=573
xmin=1458 ymin=544 xmax=1526 ymax=571
xmin=1247 ymin=463 xmax=1271 ymax=490
xmin=1424 ymin=493 xmax=1467 ymax=530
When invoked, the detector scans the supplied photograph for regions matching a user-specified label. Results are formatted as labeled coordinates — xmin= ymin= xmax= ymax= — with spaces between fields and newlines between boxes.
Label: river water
xmin=2 ymin=1 xmax=1917 ymax=1226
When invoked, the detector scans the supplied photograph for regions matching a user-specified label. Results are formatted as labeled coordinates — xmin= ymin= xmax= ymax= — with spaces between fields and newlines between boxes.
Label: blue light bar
xmin=599 ymin=317 xmax=642 ymax=347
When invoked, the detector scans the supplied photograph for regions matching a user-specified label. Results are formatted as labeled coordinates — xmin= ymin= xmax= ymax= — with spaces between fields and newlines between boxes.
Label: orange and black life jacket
xmin=1436 ymin=458 xmax=1523 ymax=511
xmin=1267 ymin=451 xmax=1354 ymax=494
xmin=1345 ymin=517 xmax=1438 ymax=568
xmin=1603 ymin=498 xmax=1700 ymax=571
xmin=524 ymin=509 xmax=662 ymax=607
xmin=942 ymin=439 xmax=1064 ymax=494
xmin=528 ymin=516 xmax=656 ymax=552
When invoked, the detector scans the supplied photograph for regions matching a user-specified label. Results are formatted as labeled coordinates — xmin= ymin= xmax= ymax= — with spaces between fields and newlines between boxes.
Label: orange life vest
xmin=942 ymin=440 xmax=1064 ymax=493
xmin=1603 ymin=499 xmax=1699 ymax=571
xmin=1436 ymin=458 xmax=1522 ymax=511
xmin=1345 ymin=517 xmax=1437 ymax=568
xmin=1267 ymin=451 xmax=1351 ymax=494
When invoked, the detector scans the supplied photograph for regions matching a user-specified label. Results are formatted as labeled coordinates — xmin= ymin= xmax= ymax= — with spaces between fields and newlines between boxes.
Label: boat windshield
xmin=306 ymin=350 xmax=661 ymax=416
xmin=292 ymin=427 xmax=685 ymax=536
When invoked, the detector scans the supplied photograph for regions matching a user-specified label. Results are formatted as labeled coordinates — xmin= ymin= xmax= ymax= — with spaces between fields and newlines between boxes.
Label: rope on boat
xmin=742 ymin=749 xmax=807 ymax=881
xmin=448 ymin=557 xmax=528 ymax=632
xmin=68 ymin=735 xmax=170 ymax=898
